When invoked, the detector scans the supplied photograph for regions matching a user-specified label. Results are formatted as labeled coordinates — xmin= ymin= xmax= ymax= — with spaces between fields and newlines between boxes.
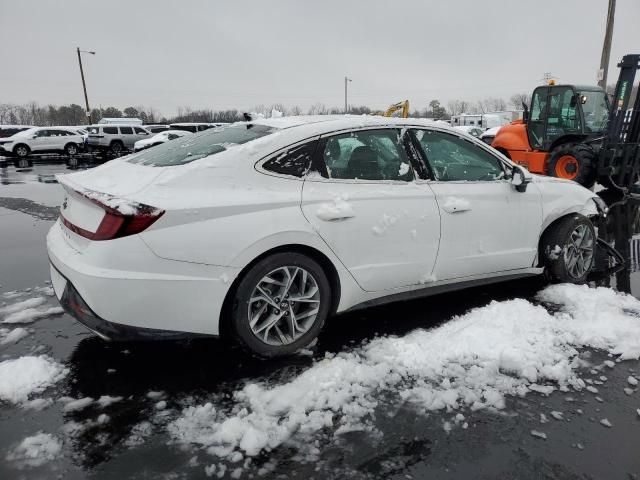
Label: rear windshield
xmin=127 ymin=124 xmax=277 ymax=166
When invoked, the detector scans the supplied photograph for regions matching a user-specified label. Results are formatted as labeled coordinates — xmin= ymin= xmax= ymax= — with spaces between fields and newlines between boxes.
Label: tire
xmin=64 ymin=143 xmax=78 ymax=156
xmin=230 ymin=252 xmax=331 ymax=358
xmin=110 ymin=141 xmax=124 ymax=156
xmin=13 ymin=144 xmax=30 ymax=158
xmin=541 ymin=214 xmax=596 ymax=283
xmin=545 ymin=143 xmax=596 ymax=188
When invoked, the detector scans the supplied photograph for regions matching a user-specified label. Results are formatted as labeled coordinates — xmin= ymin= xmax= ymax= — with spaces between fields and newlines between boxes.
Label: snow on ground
xmin=0 ymin=295 xmax=63 ymax=324
xmin=0 ymin=356 xmax=68 ymax=404
xmin=0 ymin=327 xmax=29 ymax=345
xmin=6 ymin=432 xmax=62 ymax=468
xmin=168 ymin=284 xmax=640 ymax=468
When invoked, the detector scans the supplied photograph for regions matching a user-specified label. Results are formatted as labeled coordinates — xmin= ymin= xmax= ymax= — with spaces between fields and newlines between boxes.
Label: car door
xmin=410 ymin=128 xmax=543 ymax=281
xmin=49 ymin=129 xmax=69 ymax=151
xmin=301 ymin=128 xmax=441 ymax=292
xmin=30 ymin=129 xmax=50 ymax=151
xmin=118 ymin=126 xmax=135 ymax=148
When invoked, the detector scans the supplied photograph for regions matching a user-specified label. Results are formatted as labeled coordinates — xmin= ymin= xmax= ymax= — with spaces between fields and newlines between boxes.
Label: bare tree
xmin=510 ymin=93 xmax=530 ymax=110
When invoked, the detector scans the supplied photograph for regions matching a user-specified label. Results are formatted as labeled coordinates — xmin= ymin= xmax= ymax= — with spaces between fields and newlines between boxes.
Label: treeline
xmin=0 ymin=92 xmax=545 ymax=127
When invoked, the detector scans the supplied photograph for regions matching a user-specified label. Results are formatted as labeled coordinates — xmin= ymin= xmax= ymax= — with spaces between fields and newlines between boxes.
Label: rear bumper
xmin=47 ymin=220 xmax=239 ymax=338
xmin=53 ymin=263 xmax=207 ymax=341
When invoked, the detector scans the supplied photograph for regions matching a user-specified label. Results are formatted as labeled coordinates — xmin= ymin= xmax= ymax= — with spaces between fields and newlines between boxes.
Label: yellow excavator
xmin=376 ymin=100 xmax=410 ymax=118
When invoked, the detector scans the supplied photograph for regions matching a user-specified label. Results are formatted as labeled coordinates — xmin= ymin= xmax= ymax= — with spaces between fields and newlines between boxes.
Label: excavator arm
xmin=380 ymin=100 xmax=410 ymax=118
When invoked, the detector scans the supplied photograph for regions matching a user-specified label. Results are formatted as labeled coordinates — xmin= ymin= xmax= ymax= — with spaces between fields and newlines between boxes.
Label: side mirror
xmin=521 ymin=102 xmax=529 ymax=124
xmin=511 ymin=165 xmax=532 ymax=192
xmin=32 ymin=135 xmax=38 ymax=139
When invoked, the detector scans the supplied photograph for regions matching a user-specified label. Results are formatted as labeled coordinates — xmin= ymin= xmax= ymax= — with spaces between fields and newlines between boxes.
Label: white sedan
xmin=47 ymin=116 xmax=605 ymax=357
xmin=133 ymin=129 xmax=192 ymax=152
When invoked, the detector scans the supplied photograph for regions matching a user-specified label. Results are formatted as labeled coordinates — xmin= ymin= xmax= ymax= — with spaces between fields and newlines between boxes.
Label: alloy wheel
xmin=563 ymin=224 xmax=594 ymax=278
xmin=248 ymin=266 xmax=321 ymax=346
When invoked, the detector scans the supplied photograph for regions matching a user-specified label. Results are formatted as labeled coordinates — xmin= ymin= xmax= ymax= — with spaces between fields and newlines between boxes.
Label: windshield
xmin=579 ymin=89 xmax=609 ymax=133
xmin=127 ymin=124 xmax=277 ymax=166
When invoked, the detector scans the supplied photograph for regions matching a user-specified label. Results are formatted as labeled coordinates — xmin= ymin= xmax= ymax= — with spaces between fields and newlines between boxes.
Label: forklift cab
xmin=527 ymin=85 xmax=610 ymax=151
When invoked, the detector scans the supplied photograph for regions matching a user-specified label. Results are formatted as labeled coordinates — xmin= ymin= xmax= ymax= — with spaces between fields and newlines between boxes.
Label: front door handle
xmin=442 ymin=197 xmax=471 ymax=213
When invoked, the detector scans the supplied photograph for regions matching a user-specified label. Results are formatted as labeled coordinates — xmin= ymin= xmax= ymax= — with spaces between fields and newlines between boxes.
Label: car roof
xmin=246 ymin=114 xmax=453 ymax=137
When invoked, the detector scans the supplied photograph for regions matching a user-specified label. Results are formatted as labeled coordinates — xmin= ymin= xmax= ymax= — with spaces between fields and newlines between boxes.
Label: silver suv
xmin=86 ymin=124 xmax=151 ymax=155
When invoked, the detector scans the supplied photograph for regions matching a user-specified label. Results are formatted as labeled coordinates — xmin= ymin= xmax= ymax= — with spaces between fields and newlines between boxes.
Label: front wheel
xmin=546 ymin=144 xmax=596 ymax=188
xmin=541 ymin=214 xmax=596 ymax=283
xmin=230 ymin=253 xmax=331 ymax=358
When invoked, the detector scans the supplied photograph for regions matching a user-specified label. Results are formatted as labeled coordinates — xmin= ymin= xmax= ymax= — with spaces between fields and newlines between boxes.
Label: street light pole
xmin=344 ymin=76 xmax=352 ymax=114
xmin=597 ymin=0 xmax=616 ymax=89
xmin=76 ymin=47 xmax=95 ymax=125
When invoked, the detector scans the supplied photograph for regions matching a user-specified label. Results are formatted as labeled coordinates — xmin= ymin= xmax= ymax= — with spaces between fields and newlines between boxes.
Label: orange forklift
xmin=492 ymin=54 xmax=640 ymax=190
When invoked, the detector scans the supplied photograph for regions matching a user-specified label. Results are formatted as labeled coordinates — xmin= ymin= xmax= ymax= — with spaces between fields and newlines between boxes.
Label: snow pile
xmin=168 ymin=284 xmax=640 ymax=464
xmin=0 ymin=327 xmax=29 ymax=345
xmin=0 ymin=356 xmax=68 ymax=404
xmin=0 ymin=296 xmax=63 ymax=324
xmin=316 ymin=196 xmax=354 ymax=221
xmin=6 ymin=432 xmax=62 ymax=468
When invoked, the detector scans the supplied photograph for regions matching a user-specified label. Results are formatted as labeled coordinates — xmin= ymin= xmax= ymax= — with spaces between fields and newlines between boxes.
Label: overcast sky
xmin=1 ymin=0 xmax=638 ymax=116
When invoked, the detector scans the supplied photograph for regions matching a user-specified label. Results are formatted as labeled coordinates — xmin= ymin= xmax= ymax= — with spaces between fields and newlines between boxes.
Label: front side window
xmin=579 ymin=90 xmax=609 ymax=133
xmin=262 ymin=141 xmax=317 ymax=177
xmin=321 ymin=129 xmax=413 ymax=181
xmin=128 ymin=124 xmax=277 ymax=167
xmin=412 ymin=129 xmax=505 ymax=181
xmin=119 ymin=126 xmax=133 ymax=134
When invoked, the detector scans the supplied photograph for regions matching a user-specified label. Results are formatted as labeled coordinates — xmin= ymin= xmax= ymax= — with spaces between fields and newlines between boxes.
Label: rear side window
xmin=262 ymin=141 xmax=317 ymax=177
xmin=128 ymin=124 xmax=277 ymax=166
xmin=103 ymin=127 xmax=117 ymax=134
xmin=321 ymin=129 xmax=414 ymax=181
xmin=120 ymin=126 xmax=133 ymax=134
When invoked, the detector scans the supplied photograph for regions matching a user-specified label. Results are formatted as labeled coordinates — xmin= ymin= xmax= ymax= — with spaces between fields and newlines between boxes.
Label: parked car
xmin=0 ymin=125 xmax=35 ymax=157
xmin=98 ymin=117 xmax=143 ymax=126
xmin=47 ymin=116 xmax=605 ymax=358
xmin=133 ymin=129 xmax=192 ymax=152
xmin=480 ymin=126 xmax=502 ymax=145
xmin=169 ymin=122 xmax=227 ymax=133
xmin=452 ymin=125 xmax=484 ymax=137
xmin=0 ymin=125 xmax=35 ymax=138
xmin=143 ymin=124 xmax=171 ymax=134
xmin=1 ymin=127 xmax=86 ymax=166
xmin=86 ymin=124 xmax=151 ymax=155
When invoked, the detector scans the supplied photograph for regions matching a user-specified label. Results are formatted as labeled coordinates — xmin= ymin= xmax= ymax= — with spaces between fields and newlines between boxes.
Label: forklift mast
xmin=600 ymin=54 xmax=640 ymax=189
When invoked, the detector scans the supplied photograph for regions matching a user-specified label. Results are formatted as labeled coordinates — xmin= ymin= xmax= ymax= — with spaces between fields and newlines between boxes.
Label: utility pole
xmin=76 ymin=47 xmax=95 ymax=125
xmin=344 ymin=76 xmax=352 ymax=114
xmin=598 ymin=0 xmax=616 ymax=89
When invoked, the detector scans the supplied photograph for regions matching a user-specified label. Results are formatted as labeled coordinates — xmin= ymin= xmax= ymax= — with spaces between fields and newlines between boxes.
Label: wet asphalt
xmin=0 ymin=159 xmax=639 ymax=479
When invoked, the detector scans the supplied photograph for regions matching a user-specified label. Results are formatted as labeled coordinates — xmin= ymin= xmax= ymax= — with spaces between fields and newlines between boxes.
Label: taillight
xmin=61 ymin=191 xmax=164 ymax=241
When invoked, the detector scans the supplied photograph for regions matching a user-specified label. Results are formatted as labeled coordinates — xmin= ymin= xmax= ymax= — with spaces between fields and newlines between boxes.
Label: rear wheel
xmin=64 ymin=143 xmax=78 ymax=156
xmin=110 ymin=141 xmax=124 ymax=156
xmin=230 ymin=252 xmax=331 ymax=358
xmin=541 ymin=214 xmax=595 ymax=283
xmin=546 ymin=143 xmax=596 ymax=188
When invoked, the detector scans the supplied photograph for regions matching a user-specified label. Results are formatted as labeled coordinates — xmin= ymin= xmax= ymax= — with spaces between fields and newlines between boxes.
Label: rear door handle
xmin=441 ymin=197 xmax=471 ymax=213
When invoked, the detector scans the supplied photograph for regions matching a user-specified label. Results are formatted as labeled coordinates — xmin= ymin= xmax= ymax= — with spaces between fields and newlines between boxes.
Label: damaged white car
xmin=46 ymin=116 xmax=606 ymax=357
